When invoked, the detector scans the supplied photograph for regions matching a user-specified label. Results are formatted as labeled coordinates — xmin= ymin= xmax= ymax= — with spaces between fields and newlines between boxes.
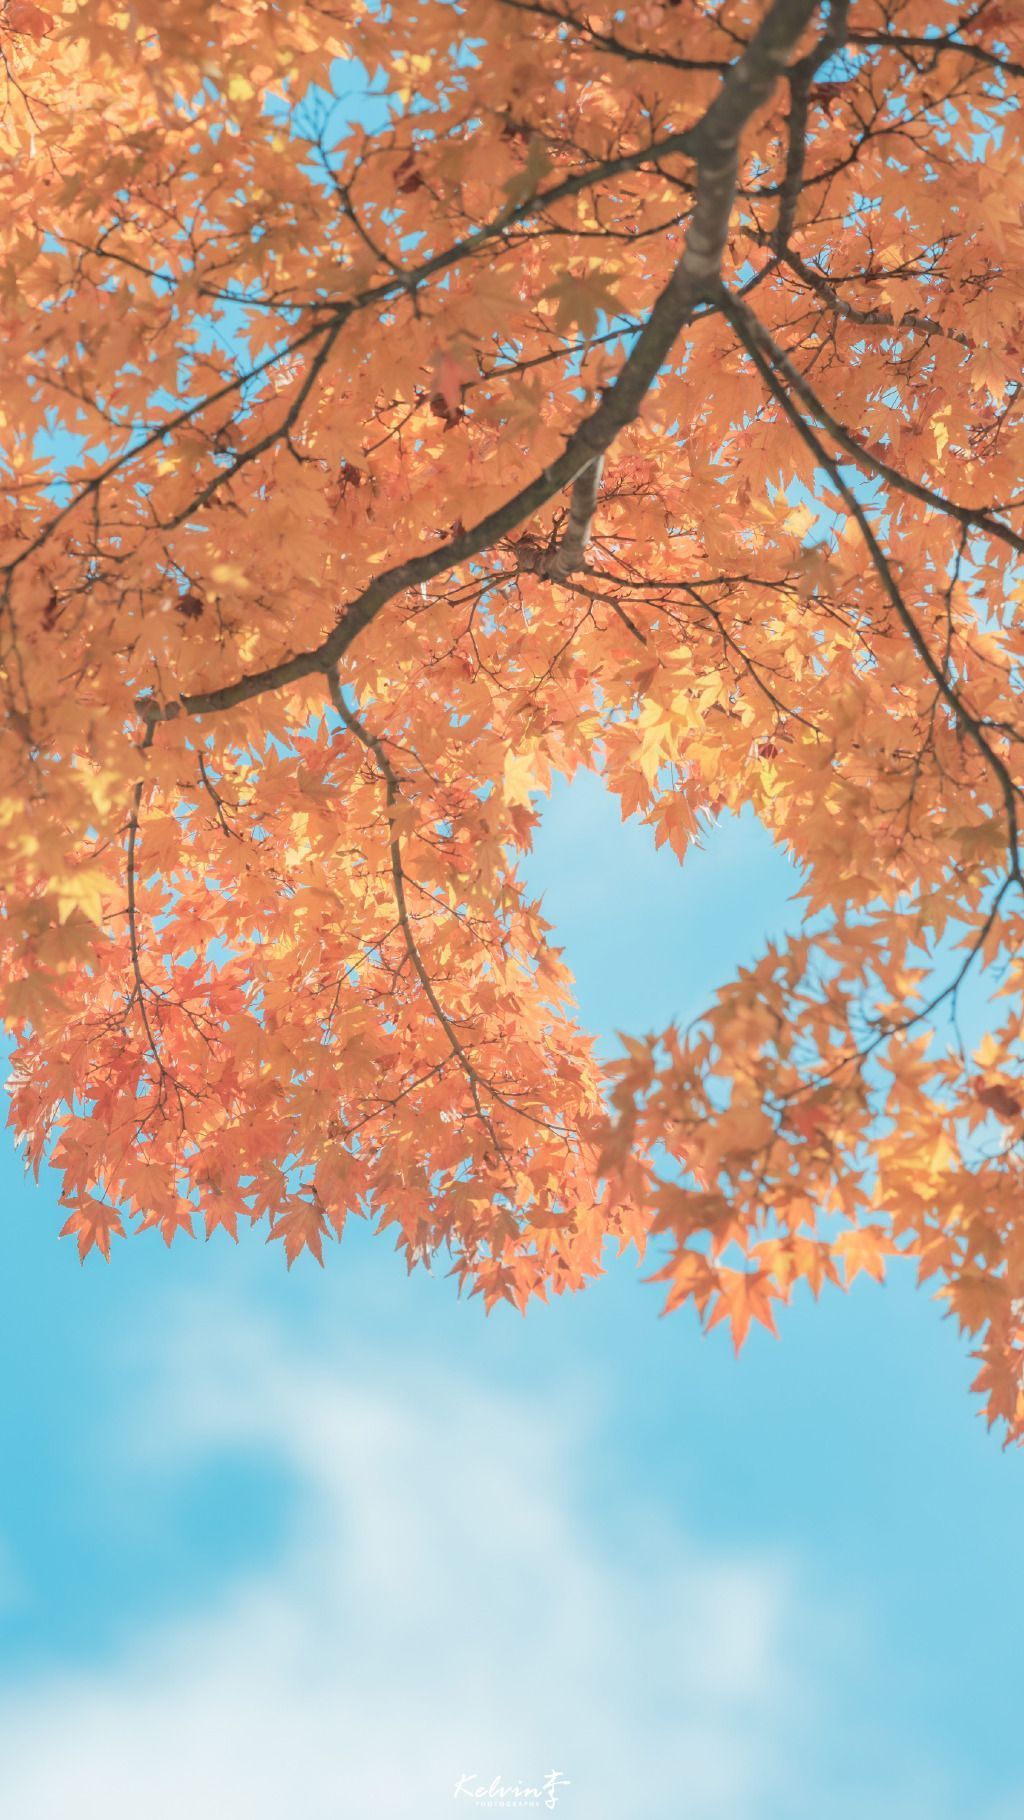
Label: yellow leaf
xmin=53 ymin=870 xmax=108 ymax=926
xmin=503 ymin=748 xmax=539 ymax=808
xmin=210 ymin=561 xmax=253 ymax=591
xmin=931 ymin=408 xmax=951 ymax=460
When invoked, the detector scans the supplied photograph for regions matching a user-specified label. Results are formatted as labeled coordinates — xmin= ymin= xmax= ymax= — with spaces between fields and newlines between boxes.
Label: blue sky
xmin=0 ymin=770 xmax=1021 ymax=1819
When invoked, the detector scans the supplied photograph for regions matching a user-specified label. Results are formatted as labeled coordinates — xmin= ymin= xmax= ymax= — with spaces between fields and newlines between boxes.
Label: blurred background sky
xmin=0 ymin=770 xmax=1021 ymax=1819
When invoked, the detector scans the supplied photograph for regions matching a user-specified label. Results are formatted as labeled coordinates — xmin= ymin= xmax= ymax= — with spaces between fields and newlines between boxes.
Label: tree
xmin=2 ymin=0 xmax=1024 ymax=1436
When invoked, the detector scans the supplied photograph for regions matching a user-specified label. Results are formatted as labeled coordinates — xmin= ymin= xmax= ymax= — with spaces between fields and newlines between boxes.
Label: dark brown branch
xmin=197 ymin=752 xmax=245 ymax=841
xmin=516 ymin=455 xmax=605 ymax=579
xmin=498 ymin=0 xmax=728 ymax=72
xmin=774 ymin=0 xmax=850 ymax=252
xmin=767 ymin=241 xmax=972 ymax=347
xmin=125 ymin=720 xmax=190 ymax=1121
xmin=125 ymin=735 xmax=158 ymax=1053
xmin=562 ymin=577 xmax=648 ymax=644
xmin=721 ymin=286 xmax=1024 ymax=888
xmin=145 ymin=0 xmax=820 ymax=725
xmin=328 ymin=673 xmax=576 ymax=1146
xmin=3 ymin=145 xmax=687 ymax=587
xmin=848 ymin=27 xmax=1024 ymax=81
xmin=724 ymin=295 xmax=1024 ymax=556
xmin=327 ymin=674 xmax=512 ymax=1157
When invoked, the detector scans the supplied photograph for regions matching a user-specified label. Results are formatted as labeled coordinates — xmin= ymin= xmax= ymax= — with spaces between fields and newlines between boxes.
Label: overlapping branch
xmin=327 ymin=673 xmax=576 ymax=1150
xmin=720 ymin=295 xmax=1024 ymax=556
xmin=849 ymin=23 xmax=1024 ymax=81
xmin=720 ymin=286 xmax=1024 ymax=889
xmin=146 ymin=0 xmax=822 ymax=724
xmin=498 ymin=0 xmax=728 ymax=72
xmin=774 ymin=0 xmax=850 ymax=251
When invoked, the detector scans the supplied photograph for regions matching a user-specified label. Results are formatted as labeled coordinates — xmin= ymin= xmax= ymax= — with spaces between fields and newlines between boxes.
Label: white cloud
xmin=0 ymin=1298 xmax=948 ymax=1819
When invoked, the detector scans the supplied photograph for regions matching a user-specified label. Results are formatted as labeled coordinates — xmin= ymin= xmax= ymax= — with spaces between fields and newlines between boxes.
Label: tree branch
xmin=720 ymin=285 xmax=1024 ymax=887
xmin=327 ymin=673 xmax=514 ymax=1159
xmin=722 ymin=294 xmax=1024 ymax=556
xmin=765 ymin=241 xmax=972 ymax=347
xmin=145 ymin=0 xmax=820 ymax=725
xmin=774 ymin=0 xmax=850 ymax=252
xmin=498 ymin=0 xmax=728 ymax=72
xmin=848 ymin=26 xmax=1024 ymax=81
xmin=516 ymin=455 xmax=605 ymax=579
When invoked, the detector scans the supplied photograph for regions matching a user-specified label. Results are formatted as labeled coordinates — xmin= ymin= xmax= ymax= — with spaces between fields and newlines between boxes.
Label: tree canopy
xmin=3 ymin=0 xmax=1024 ymax=1437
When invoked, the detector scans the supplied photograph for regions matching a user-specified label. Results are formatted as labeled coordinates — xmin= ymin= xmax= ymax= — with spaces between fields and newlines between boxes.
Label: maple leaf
xmin=268 ymin=1198 xmax=330 ymax=1268
xmin=429 ymin=392 xmax=465 ymax=430
xmin=976 ymin=1081 xmax=1021 ymax=1122
xmin=394 ymin=152 xmax=425 ymax=193
xmin=59 ymin=1199 xmax=126 ymax=1262
xmin=51 ymin=870 xmax=108 ymax=927
xmin=502 ymin=747 xmax=541 ymax=808
xmin=705 ymin=1270 xmax=781 ymax=1353
xmin=5 ymin=0 xmax=52 ymax=37
xmin=542 ymin=268 xmax=623 ymax=338
xmin=431 ymin=346 xmax=474 ymax=414
xmin=833 ymin=1225 xmax=892 ymax=1288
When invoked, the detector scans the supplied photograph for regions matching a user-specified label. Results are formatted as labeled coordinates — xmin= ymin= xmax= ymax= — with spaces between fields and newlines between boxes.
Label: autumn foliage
xmin=3 ymin=0 xmax=1024 ymax=1436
